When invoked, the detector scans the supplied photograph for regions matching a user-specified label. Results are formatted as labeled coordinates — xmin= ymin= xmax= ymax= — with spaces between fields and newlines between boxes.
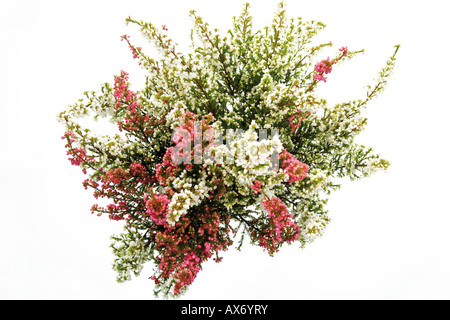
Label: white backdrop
xmin=1 ymin=0 xmax=449 ymax=299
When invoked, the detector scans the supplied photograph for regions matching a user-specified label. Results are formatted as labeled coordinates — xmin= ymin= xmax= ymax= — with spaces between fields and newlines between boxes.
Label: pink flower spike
xmin=339 ymin=46 xmax=348 ymax=56
xmin=279 ymin=148 xmax=309 ymax=183
xmin=313 ymin=73 xmax=327 ymax=82
xmin=250 ymin=180 xmax=263 ymax=194
xmin=146 ymin=193 xmax=171 ymax=226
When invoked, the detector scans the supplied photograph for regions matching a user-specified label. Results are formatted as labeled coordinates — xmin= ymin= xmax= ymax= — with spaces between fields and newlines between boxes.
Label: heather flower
xmin=58 ymin=1 xmax=398 ymax=298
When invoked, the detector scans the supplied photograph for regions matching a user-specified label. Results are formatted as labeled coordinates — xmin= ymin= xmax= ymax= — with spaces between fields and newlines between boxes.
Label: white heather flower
xmin=318 ymin=123 xmax=326 ymax=132
xmin=166 ymin=170 xmax=214 ymax=225
xmin=166 ymin=102 xmax=187 ymax=129
xmin=208 ymin=125 xmax=284 ymax=197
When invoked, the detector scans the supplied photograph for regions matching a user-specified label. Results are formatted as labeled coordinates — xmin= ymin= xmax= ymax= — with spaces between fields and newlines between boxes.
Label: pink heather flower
xmin=129 ymin=45 xmax=141 ymax=59
xmin=66 ymin=147 xmax=87 ymax=166
xmin=150 ymin=204 xmax=232 ymax=296
xmin=170 ymin=111 xmax=216 ymax=167
xmin=314 ymin=57 xmax=333 ymax=74
xmin=313 ymin=73 xmax=327 ymax=82
xmin=313 ymin=57 xmax=334 ymax=83
xmin=162 ymin=25 xmax=168 ymax=31
xmin=113 ymin=70 xmax=130 ymax=104
xmin=339 ymin=46 xmax=348 ymax=56
xmin=279 ymin=149 xmax=309 ymax=183
xmin=260 ymin=196 xmax=301 ymax=250
xmin=250 ymin=180 xmax=263 ymax=194
xmin=289 ymin=109 xmax=307 ymax=133
xmin=145 ymin=193 xmax=171 ymax=226
xmin=156 ymin=147 xmax=178 ymax=186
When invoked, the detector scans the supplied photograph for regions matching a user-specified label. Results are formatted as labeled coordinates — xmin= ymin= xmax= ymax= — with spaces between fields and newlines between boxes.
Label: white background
xmin=1 ymin=0 xmax=449 ymax=299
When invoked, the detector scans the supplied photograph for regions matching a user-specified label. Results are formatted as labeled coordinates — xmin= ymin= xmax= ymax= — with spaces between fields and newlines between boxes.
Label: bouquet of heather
xmin=58 ymin=2 xmax=399 ymax=297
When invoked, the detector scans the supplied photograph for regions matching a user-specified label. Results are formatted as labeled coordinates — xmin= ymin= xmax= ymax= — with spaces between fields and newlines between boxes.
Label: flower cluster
xmin=58 ymin=2 xmax=398 ymax=298
xmin=252 ymin=196 xmax=301 ymax=256
xmin=151 ymin=204 xmax=232 ymax=296
xmin=312 ymin=46 xmax=349 ymax=83
xmin=279 ymin=148 xmax=309 ymax=183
